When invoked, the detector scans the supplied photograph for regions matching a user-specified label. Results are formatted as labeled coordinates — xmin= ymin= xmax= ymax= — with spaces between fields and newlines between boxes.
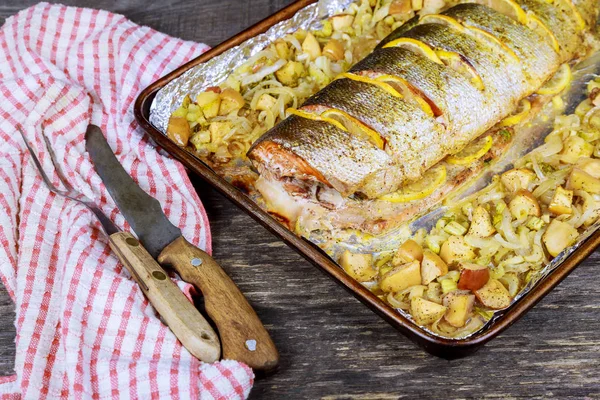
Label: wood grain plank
xmin=1 ymin=1 xmax=599 ymax=398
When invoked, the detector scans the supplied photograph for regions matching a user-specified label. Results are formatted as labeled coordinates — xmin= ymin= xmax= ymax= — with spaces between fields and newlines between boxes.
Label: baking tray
xmin=134 ymin=0 xmax=600 ymax=358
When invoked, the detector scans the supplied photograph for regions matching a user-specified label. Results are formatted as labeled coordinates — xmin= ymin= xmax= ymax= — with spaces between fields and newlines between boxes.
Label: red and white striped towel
xmin=0 ymin=3 xmax=254 ymax=399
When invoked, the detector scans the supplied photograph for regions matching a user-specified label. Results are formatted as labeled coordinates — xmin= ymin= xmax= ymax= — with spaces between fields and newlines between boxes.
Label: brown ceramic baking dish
xmin=134 ymin=0 xmax=600 ymax=358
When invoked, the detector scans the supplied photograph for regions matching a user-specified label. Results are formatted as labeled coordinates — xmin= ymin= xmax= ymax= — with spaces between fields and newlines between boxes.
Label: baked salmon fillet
xmin=248 ymin=0 xmax=598 ymax=236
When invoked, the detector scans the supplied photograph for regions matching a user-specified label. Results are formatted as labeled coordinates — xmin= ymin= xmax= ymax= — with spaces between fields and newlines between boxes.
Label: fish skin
xmin=401 ymin=23 xmax=528 ymax=133
xmin=513 ymin=0 xmax=582 ymax=62
xmin=249 ymin=114 xmax=394 ymax=197
xmin=248 ymin=2 xmax=597 ymax=200
xmin=442 ymin=3 xmax=560 ymax=86
xmin=571 ymin=0 xmax=599 ymax=28
xmin=301 ymin=78 xmax=446 ymax=183
xmin=348 ymin=46 xmax=487 ymax=152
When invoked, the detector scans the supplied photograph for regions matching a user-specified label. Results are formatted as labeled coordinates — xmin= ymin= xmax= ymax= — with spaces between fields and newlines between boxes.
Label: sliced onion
xmin=241 ymin=59 xmax=287 ymax=86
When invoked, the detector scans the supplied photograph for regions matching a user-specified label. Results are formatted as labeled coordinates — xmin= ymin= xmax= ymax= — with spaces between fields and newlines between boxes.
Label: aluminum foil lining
xmin=148 ymin=0 xmax=600 ymax=340
xmin=149 ymin=0 xmax=353 ymax=134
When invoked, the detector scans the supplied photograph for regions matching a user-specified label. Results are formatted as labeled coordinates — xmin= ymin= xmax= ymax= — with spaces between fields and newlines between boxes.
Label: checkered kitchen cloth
xmin=0 ymin=3 xmax=254 ymax=399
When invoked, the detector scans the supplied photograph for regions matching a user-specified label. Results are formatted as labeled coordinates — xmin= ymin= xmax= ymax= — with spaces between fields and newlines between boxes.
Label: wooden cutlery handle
xmin=158 ymin=237 xmax=279 ymax=372
xmin=108 ymin=232 xmax=221 ymax=363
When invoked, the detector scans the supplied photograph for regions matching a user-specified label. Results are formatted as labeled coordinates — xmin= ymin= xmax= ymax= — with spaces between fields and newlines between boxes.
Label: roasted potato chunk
xmin=167 ymin=116 xmax=191 ymax=147
xmin=339 ymin=251 xmax=376 ymax=282
xmin=380 ymin=260 xmax=422 ymax=292
xmin=508 ymin=189 xmax=541 ymax=219
xmin=474 ymin=278 xmax=511 ymax=310
xmin=542 ymin=219 xmax=578 ymax=257
xmin=392 ymin=239 xmax=424 ymax=266
xmin=439 ymin=236 xmax=475 ymax=266
xmin=443 ymin=293 xmax=475 ymax=327
xmin=411 ymin=297 xmax=447 ymax=325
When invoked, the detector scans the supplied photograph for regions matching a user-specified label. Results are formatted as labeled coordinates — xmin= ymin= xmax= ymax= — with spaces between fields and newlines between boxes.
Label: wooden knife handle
xmin=108 ymin=232 xmax=221 ymax=363
xmin=158 ymin=236 xmax=279 ymax=372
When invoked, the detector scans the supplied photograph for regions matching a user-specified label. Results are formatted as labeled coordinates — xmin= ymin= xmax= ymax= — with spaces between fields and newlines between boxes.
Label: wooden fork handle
xmin=158 ymin=236 xmax=279 ymax=372
xmin=108 ymin=231 xmax=221 ymax=363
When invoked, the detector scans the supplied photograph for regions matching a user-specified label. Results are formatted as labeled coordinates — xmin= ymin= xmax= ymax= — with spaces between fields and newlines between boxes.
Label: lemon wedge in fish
xmin=286 ymin=108 xmax=347 ymax=132
xmin=374 ymin=74 xmax=436 ymax=117
xmin=382 ymin=38 xmax=444 ymax=65
xmin=380 ymin=164 xmax=447 ymax=202
xmin=537 ymin=63 xmax=571 ymax=95
xmin=447 ymin=135 xmax=493 ymax=165
xmin=526 ymin=13 xmax=560 ymax=52
xmin=338 ymin=73 xmax=403 ymax=98
xmin=321 ymin=108 xmax=385 ymax=149
xmin=499 ymin=98 xmax=531 ymax=127
xmin=472 ymin=0 xmax=528 ymax=24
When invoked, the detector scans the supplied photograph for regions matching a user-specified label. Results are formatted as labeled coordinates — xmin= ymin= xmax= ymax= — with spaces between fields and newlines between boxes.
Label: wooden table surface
xmin=1 ymin=1 xmax=599 ymax=398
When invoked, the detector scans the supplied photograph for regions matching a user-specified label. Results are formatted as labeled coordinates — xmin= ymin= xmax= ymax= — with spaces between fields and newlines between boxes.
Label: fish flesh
xmin=248 ymin=0 xmax=597 ymax=234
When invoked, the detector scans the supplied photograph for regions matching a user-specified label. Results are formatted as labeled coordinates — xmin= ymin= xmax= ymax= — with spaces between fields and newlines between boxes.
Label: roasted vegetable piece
xmin=329 ymin=14 xmax=354 ymax=31
xmin=209 ymin=121 xmax=233 ymax=144
xmin=380 ymin=260 xmax=422 ymax=292
xmin=457 ymin=262 xmax=490 ymax=291
xmin=275 ymin=61 xmax=306 ymax=87
xmin=302 ymin=32 xmax=322 ymax=60
xmin=410 ymin=297 xmax=447 ymax=325
xmin=166 ymin=116 xmax=191 ymax=147
xmin=323 ymin=39 xmax=345 ymax=61
xmin=421 ymin=250 xmax=448 ymax=285
xmin=256 ymin=93 xmax=277 ymax=111
xmin=393 ymin=239 xmax=424 ymax=266
xmin=197 ymin=90 xmax=221 ymax=119
xmin=218 ymin=88 xmax=245 ymax=115
xmin=548 ymin=186 xmax=573 ymax=215
xmin=439 ymin=235 xmax=475 ymax=266
xmin=560 ymin=135 xmax=594 ymax=163
xmin=508 ymin=189 xmax=541 ymax=219
xmin=575 ymin=157 xmax=600 ymax=179
xmin=467 ymin=206 xmax=496 ymax=237
xmin=500 ymin=168 xmax=536 ymax=192
xmin=474 ymin=278 xmax=511 ymax=310
xmin=339 ymin=250 xmax=377 ymax=282
xmin=196 ymin=91 xmax=220 ymax=107
xmin=566 ymin=168 xmax=600 ymax=194
xmin=274 ymin=39 xmax=290 ymax=59
xmin=443 ymin=292 xmax=475 ymax=327
xmin=542 ymin=219 xmax=578 ymax=257
xmin=389 ymin=0 xmax=412 ymax=15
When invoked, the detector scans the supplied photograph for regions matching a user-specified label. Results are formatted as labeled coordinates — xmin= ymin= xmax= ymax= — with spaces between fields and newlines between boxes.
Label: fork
xmin=19 ymin=128 xmax=221 ymax=363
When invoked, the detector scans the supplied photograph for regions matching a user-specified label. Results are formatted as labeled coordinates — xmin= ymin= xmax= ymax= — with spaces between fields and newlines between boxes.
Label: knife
xmin=85 ymin=124 xmax=279 ymax=372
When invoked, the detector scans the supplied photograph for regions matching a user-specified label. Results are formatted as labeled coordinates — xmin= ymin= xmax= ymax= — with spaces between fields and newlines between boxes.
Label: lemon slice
xmin=499 ymin=98 xmax=531 ymax=127
xmin=339 ymin=73 xmax=403 ymax=98
xmin=382 ymin=38 xmax=444 ymax=65
xmin=436 ymin=50 xmax=485 ymax=91
xmin=465 ymin=26 xmax=520 ymax=62
xmin=420 ymin=14 xmax=519 ymax=63
xmin=286 ymin=108 xmax=347 ymax=132
xmin=555 ymin=0 xmax=586 ymax=30
xmin=374 ymin=74 xmax=436 ymax=117
xmin=447 ymin=135 xmax=493 ymax=165
xmin=420 ymin=14 xmax=466 ymax=32
xmin=380 ymin=164 xmax=447 ymax=202
xmin=537 ymin=63 xmax=571 ymax=95
xmin=321 ymin=108 xmax=385 ymax=149
xmin=472 ymin=0 xmax=528 ymax=24
xmin=526 ymin=13 xmax=560 ymax=53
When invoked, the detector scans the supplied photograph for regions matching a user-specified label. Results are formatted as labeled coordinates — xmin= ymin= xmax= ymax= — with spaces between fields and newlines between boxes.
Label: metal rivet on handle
xmin=152 ymin=271 xmax=166 ymax=280
xmin=245 ymin=339 xmax=257 ymax=352
xmin=191 ymin=258 xmax=203 ymax=267
xmin=126 ymin=237 xmax=139 ymax=246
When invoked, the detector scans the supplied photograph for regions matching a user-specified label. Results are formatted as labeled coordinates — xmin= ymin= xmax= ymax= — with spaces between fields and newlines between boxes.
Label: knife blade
xmin=85 ymin=125 xmax=279 ymax=372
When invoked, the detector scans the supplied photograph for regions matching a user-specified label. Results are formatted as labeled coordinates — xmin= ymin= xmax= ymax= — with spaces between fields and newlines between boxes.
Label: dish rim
xmin=133 ymin=0 xmax=600 ymax=358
